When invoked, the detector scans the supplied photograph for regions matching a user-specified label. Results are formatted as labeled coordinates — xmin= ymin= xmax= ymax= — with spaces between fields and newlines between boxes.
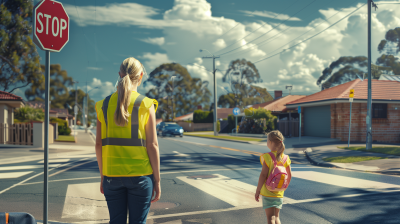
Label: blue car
xmin=161 ymin=124 xmax=184 ymax=137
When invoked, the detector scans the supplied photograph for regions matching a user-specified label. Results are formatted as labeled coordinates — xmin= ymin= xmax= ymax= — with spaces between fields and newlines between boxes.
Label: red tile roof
xmin=175 ymin=113 xmax=193 ymax=121
xmin=0 ymin=91 xmax=23 ymax=101
xmin=252 ymin=95 xmax=307 ymax=112
xmin=217 ymin=108 xmax=235 ymax=119
xmin=286 ymin=79 xmax=400 ymax=106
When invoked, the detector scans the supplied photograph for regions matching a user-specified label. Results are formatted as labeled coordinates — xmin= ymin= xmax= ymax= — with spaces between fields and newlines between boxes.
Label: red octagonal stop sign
xmin=33 ymin=0 xmax=69 ymax=52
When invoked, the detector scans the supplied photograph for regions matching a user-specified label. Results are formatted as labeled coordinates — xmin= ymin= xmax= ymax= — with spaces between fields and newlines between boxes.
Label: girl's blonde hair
xmin=267 ymin=130 xmax=285 ymax=162
xmin=114 ymin=57 xmax=143 ymax=127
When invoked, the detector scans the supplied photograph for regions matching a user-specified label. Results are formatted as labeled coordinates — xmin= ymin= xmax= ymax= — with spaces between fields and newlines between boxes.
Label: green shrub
xmin=51 ymin=118 xmax=71 ymax=135
xmin=14 ymin=106 xmax=44 ymax=122
xmin=193 ymin=110 xmax=213 ymax=123
xmin=217 ymin=120 xmax=220 ymax=132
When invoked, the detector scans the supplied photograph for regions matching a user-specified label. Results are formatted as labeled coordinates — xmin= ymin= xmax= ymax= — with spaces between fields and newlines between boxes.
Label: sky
xmin=16 ymin=0 xmax=400 ymax=104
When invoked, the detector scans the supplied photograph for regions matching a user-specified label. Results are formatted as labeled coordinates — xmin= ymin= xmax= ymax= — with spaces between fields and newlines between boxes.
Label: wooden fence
xmin=278 ymin=120 xmax=299 ymax=137
xmin=0 ymin=123 xmax=33 ymax=145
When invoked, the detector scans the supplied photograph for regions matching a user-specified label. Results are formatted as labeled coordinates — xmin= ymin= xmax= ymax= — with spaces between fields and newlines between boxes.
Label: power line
xmin=223 ymin=0 xmax=356 ymax=58
xmin=216 ymin=0 xmax=318 ymax=57
xmin=212 ymin=0 xmax=301 ymax=55
xmin=253 ymin=2 xmax=366 ymax=64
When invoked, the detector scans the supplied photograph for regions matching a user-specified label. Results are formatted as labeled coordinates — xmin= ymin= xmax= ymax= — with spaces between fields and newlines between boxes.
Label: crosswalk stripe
xmin=176 ymin=174 xmax=297 ymax=208
xmin=0 ymin=164 xmax=60 ymax=171
xmin=293 ymin=171 xmax=400 ymax=190
xmin=0 ymin=171 xmax=33 ymax=179
xmin=38 ymin=159 xmax=70 ymax=163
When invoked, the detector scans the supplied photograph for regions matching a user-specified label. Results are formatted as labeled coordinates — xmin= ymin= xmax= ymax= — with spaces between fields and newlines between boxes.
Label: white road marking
xmin=62 ymin=182 xmax=108 ymax=220
xmin=0 ymin=157 xmax=91 ymax=195
xmin=148 ymin=189 xmax=400 ymax=220
xmin=293 ymin=171 xmax=400 ymax=190
xmin=172 ymin=151 xmax=190 ymax=157
xmin=0 ymin=171 xmax=33 ymax=179
xmin=176 ymin=174 xmax=297 ymax=208
xmin=0 ymin=164 xmax=60 ymax=171
xmin=38 ymin=159 xmax=70 ymax=163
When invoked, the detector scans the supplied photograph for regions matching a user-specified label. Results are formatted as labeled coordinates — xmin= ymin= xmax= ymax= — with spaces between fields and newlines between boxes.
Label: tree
xmin=14 ymin=105 xmax=44 ymax=122
xmin=221 ymin=59 xmax=272 ymax=107
xmin=0 ymin=0 xmax=43 ymax=93
xmin=25 ymin=64 xmax=74 ymax=105
xmin=317 ymin=28 xmax=400 ymax=90
xmin=144 ymin=63 xmax=211 ymax=120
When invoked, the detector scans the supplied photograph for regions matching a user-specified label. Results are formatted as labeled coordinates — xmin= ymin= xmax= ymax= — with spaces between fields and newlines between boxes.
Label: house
xmin=26 ymin=101 xmax=74 ymax=126
xmin=174 ymin=108 xmax=236 ymax=122
xmin=286 ymin=79 xmax=400 ymax=143
xmin=251 ymin=95 xmax=307 ymax=120
xmin=0 ymin=91 xmax=24 ymax=125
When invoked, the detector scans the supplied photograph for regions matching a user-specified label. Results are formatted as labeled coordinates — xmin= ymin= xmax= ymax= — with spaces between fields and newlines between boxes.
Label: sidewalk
xmin=304 ymin=144 xmax=400 ymax=175
xmin=0 ymin=130 xmax=95 ymax=165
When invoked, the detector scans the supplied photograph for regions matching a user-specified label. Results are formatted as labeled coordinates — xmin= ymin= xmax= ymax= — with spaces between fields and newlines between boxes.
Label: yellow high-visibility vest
xmin=95 ymin=91 xmax=158 ymax=177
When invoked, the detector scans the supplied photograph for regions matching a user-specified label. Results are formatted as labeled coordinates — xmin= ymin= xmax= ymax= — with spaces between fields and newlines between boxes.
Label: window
xmin=372 ymin=103 xmax=387 ymax=118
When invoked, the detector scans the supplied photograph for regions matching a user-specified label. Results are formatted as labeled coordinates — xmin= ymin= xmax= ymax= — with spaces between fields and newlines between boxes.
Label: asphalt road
xmin=1 ymin=135 xmax=400 ymax=224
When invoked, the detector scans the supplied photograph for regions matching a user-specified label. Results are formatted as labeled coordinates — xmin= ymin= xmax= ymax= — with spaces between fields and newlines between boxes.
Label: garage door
xmin=304 ymin=105 xmax=331 ymax=138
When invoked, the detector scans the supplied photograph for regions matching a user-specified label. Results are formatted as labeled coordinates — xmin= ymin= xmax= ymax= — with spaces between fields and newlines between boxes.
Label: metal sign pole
xmin=43 ymin=50 xmax=50 ymax=224
xmin=235 ymin=115 xmax=237 ymax=136
xmin=348 ymin=98 xmax=353 ymax=147
xmin=298 ymin=106 xmax=301 ymax=141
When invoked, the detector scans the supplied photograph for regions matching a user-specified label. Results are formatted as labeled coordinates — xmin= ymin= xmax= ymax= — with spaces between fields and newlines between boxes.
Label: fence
xmin=0 ymin=123 xmax=33 ymax=145
xmin=278 ymin=120 xmax=299 ymax=137
xmin=176 ymin=121 xmax=214 ymax=132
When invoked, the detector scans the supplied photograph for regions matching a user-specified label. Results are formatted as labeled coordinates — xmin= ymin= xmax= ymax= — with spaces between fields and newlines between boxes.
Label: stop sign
xmin=33 ymin=0 xmax=69 ymax=52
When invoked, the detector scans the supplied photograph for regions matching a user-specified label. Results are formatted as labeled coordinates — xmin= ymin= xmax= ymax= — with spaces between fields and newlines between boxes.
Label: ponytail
xmin=267 ymin=130 xmax=285 ymax=162
xmin=114 ymin=57 xmax=143 ymax=127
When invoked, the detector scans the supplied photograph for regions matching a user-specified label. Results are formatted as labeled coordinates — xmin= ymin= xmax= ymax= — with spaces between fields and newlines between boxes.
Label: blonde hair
xmin=114 ymin=57 xmax=143 ymax=127
xmin=267 ymin=130 xmax=285 ymax=162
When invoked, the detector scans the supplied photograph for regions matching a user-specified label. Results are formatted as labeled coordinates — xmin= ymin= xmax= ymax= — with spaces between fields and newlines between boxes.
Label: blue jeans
xmin=103 ymin=175 xmax=154 ymax=224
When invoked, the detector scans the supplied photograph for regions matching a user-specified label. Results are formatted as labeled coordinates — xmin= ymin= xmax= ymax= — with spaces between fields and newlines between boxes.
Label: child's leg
xmin=265 ymin=208 xmax=277 ymax=224
xmin=274 ymin=208 xmax=281 ymax=224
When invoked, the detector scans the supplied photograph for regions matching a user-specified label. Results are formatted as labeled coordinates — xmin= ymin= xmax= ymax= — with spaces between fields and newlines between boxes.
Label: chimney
xmin=274 ymin=90 xmax=282 ymax=99
xmin=197 ymin=105 xmax=202 ymax=110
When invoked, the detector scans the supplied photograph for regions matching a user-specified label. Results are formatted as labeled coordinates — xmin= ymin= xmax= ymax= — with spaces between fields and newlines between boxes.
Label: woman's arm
xmin=95 ymin=118 xmax=104 ymax=193
xmin=255 ymin=162 xmax=269 ymax=202
xmin=145 ymin=104 xmax=161 ymax=202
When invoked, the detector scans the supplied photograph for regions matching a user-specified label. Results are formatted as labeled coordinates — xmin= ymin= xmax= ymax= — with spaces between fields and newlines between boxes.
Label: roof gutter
xmin=286 ymin=98 xmax=400 ymax=108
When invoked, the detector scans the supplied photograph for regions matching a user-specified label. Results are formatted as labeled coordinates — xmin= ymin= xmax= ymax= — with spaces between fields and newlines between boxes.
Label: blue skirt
xmin=262 ymin=196 xmax=283 ymax=209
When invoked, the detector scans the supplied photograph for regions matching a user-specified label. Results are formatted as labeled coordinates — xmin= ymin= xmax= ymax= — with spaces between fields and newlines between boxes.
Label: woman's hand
xmin=151 ymin=181 xmax=161 ymax=203
xmin=255 ymin=190 xmax=260 ymax=202
xmin=100 ymin=176 xmax=104 ymax=194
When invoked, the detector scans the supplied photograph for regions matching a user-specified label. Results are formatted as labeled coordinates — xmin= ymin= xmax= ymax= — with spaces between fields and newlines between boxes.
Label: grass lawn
xmin=323 ymin=156 xmax=388 ymax=163
xmin=338 ymin=146 xmax=400 ymax=156
xmin=183 ymin=133 xmax=263 ymax=142
xmin=56 ymin=135 xmax=75 ymax=142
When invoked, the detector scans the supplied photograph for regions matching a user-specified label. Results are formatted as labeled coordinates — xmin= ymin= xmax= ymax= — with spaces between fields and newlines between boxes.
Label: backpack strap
xmin=268 ymin=152 xmax=287 ymax=166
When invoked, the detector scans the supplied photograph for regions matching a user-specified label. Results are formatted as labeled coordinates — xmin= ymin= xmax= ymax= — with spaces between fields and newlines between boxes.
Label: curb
xmin=304 ymin=148 xmax=340 ymax=168
xmin=182 ymin=134 xmax=253 ymax=144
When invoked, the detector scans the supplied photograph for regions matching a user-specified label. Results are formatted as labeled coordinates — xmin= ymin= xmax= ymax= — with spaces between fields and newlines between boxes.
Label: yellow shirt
xmin=259 ymin=152 xmax=291 ymax=198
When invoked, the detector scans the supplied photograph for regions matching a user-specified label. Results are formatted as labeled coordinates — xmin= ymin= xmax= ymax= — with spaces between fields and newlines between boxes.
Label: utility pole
xmin=201 ymin=49 xmax=220 ymax=136
xmin=366 ymin=0 xmax=377 ymax=150
xmin=73 ymin=81 xmax=79 ymax=138
xmin=171 ymin=76 xmax=176 ymax=121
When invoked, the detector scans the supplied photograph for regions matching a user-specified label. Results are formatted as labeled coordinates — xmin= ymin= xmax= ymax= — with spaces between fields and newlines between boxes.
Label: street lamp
xmin=200 ymin=49 xmax=219 ymax=136
xmin=84 ymin=86 xmax=100 ymax=133
xmin=170 ymin=76 xmax=176 ymax=121
xmin=72 ymin=81 xmax=79 ymax=138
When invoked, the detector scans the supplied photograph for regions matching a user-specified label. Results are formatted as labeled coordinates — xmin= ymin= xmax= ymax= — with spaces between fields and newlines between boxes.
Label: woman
xmin=95 ymin=57 xmax=160 ymax=224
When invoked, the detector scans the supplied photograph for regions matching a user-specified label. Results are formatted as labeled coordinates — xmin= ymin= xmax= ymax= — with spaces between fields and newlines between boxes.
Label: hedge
xmin=193 ymin=110 xmax=213 ymax=123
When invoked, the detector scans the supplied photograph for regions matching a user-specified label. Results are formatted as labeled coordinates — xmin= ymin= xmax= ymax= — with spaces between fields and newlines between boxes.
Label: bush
xmin=217 ymin=120 xmax=220 ymax=132
xmin=238 ymin=108 xmax=277 ymax=134
xmin=193 ymin=110 xmax=213 ymax=123
xmin=14 ymin=106 xmax=44 ymax=122
xmin=51 ymin=118 xmax=71 ymax=135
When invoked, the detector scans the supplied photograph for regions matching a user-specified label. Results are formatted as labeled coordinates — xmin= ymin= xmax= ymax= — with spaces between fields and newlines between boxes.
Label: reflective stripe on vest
xmin=102 ymin=94 xmax=146 ymax=147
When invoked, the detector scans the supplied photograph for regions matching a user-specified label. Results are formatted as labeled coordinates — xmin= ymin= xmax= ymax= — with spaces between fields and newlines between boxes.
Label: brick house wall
xmin=331 ymin=103 xmax=400 ymax=143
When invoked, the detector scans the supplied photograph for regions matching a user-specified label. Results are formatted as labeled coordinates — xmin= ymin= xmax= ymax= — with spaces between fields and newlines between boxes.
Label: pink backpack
xmin=265 ymin=152 xmax=289 ymax=192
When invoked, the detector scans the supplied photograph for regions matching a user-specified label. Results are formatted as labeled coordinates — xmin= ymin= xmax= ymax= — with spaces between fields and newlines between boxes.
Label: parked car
xmin=157 ymin=122 xmax=177 ymax=135
xmin=161 ymin=124 xmax=184 ymax=137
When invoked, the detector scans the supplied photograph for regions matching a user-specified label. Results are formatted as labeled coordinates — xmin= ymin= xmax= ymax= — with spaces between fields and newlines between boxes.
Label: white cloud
xmin=141 ymin=52 xmax=171 ymax=70
xmin=84 ymin=78 xmax=115 ymax=101
xmin=140 ymin=37 xmax=165 ymax=46
xmin=87 ymin=67 xmax=103 ymax=70
xmin=213 ymin=39 xmax=226 ymax=49
xmin=241 ymin=10 xmax=301 ymax=21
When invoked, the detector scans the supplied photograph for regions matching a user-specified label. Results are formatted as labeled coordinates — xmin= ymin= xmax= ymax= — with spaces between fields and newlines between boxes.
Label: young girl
xmin=255 ymin=130 xmax=292 ymax=224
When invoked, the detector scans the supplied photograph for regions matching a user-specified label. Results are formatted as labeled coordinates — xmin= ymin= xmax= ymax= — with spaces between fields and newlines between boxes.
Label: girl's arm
xmin=95 ymin=118 xmax=103 ymax=193
xmin=255 ymin=162 xmax=269 ymax=202
xmin=145 ymin=104 xmax=161 ymax=203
